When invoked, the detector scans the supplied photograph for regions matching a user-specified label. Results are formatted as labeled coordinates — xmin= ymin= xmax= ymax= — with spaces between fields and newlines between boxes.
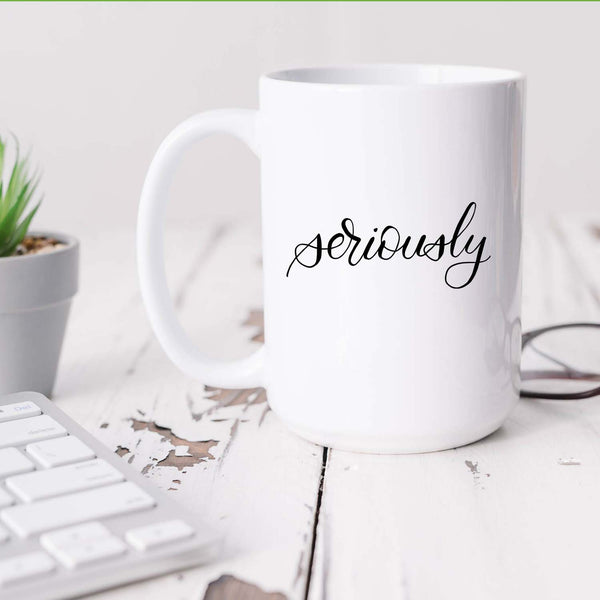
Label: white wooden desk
xmin=54 ymin=216 xmax=600 ymax=600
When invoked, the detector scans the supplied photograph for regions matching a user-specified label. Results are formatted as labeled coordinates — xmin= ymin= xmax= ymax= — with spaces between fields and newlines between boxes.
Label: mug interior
xmin=266 ymin=64 xmax=523 ymax=86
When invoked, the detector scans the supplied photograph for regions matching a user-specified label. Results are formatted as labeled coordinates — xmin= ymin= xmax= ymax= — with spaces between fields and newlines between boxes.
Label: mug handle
xmin=137 ymin=109 xmax=265 ymax=389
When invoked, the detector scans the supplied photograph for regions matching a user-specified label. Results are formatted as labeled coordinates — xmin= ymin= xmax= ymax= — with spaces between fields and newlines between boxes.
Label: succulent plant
xmin=0 ymin=135 xmax=41 ymax=257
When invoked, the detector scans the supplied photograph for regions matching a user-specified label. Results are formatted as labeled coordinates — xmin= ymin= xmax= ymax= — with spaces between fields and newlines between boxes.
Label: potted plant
xmin=0 ymin=135 xmax=78 ymax=396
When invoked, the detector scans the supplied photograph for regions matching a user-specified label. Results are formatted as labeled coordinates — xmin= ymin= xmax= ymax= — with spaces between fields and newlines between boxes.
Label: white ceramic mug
xmin=138 ymin=64 xmax=525 ymax=453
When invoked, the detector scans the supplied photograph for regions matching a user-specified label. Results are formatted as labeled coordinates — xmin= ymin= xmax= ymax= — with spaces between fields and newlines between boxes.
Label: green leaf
xmin=0 ymin=136 xmax=5 ymax=191
xmin=0 ymin=202 xmax=40 ymax=257
xmin=0 ymin=181 xmax=36 ymax=241
xmin=0 ymin=137 xmax=6 ymax=219
xmin=0 ymin=135 xmax=42 ymax=255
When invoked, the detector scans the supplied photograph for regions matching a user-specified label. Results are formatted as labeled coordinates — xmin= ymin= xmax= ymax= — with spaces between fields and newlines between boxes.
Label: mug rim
xmin=262 ymin=63 xmax=524 ymax=88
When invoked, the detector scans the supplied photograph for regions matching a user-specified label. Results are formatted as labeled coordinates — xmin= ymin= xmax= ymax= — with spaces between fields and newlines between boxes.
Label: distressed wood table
xmin=54 ymin=216 xmax=600 ymax=600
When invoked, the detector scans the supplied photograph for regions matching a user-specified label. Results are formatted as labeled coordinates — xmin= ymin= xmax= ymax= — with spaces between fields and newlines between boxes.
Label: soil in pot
xmin=14 ymin=235 xmax=68 ymax=256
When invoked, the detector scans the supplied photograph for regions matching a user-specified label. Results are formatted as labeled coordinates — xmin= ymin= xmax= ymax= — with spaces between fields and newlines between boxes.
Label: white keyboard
xmin=0 ymin=392 xmax=219 ymax=600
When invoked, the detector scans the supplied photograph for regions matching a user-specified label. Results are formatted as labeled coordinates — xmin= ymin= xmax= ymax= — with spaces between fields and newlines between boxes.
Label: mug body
xmin=259 ymin=65 xmax=524 ymax=453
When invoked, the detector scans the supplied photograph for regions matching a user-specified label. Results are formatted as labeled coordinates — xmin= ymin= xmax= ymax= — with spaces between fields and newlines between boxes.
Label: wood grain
xmin=204 ymin=575 xmax=287 ymax=600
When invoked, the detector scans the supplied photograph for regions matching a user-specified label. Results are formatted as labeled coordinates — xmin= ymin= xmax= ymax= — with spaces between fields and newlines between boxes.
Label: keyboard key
xmin=40 ymin=521 xmax=110 ymax=547
xmin=0 ymin=489 xmax=14 ymax=509
xmin=0 ymin=524 xmax=8 ymax=544
xmin=0 ymin=551 xmax=55 ymax=586
xmin=51 ymin=536 xmax=126 ymax=569
xmin=0 ymin=448 xmax=35 ymax=478
xmin=41 ymin=523 xmax=126 ymax=569
xmin=0 ymin=415 xmax=66 ymax=449
xmin=1 ymin=482 xmax=156 ymax=537
xmin=7 ymin=459 xmax=124 ymax=502
xmin=26 ymin=435 xmax=95 ymax=468
xmin=0 ymin=401 xmax=41 ymax=424
xmin=126 ymin=519 xmax=194 ymax=551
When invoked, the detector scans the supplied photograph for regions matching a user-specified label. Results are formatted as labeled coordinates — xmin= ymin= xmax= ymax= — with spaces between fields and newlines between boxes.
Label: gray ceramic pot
xmin=0 ymin=232 xmax=78 ymax=396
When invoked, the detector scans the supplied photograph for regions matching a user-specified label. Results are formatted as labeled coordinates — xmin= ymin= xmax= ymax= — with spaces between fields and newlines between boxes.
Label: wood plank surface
xmin=53 ymin=215 xmax=600 ymax=600
xmin=307 ymin=215 xmax=600 ymax=600
xmin=54 ymin=222 xmax=322 ymax=600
